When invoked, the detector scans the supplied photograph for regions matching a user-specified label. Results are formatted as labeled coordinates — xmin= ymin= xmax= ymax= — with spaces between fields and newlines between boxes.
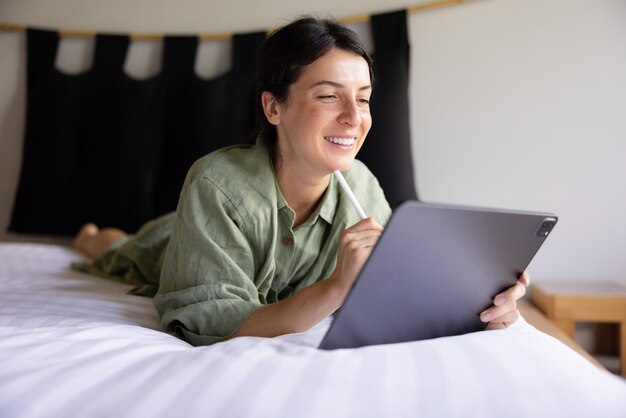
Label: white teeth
xmin=325 ymin=136 xmax=356 ymax=146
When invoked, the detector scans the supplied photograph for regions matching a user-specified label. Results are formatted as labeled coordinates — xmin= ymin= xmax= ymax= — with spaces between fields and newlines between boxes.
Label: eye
xmin=358 ymin=97 xmax=370 ymax=105
xmin=318 ymin=94 xmax=337 ymax=100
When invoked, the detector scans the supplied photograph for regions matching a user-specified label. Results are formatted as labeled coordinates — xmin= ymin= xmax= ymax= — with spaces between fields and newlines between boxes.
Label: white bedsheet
xmin=0 ymin=243 xmax=625 ymax=418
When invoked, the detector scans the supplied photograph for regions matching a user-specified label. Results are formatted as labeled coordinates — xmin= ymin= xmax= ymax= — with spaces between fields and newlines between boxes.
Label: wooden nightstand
xmin=530 ymin=282 xmax=626 ymax=376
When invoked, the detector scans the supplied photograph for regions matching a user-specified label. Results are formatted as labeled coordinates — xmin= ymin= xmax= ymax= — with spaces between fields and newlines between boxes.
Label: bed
xmin=1 ymin=242 xmax=625 ymax=418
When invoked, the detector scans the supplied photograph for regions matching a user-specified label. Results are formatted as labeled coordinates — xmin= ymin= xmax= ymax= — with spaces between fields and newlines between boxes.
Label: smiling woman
xmin=263 ymin=48 xmax=374 ymax=223
xmin=154 ymin=17 xmax=392 ymax=345
xmin=75 ymin=16 xmax=393 ymax=346
xmin=73 ymin=15 xmax=529 ymax=347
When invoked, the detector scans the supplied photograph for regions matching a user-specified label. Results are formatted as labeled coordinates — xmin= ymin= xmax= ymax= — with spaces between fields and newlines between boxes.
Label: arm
xmin=155 ymin=176 xmax=264 ymax=345
xmin=156 ymin=169 xmax=385 ymax=344
xmin=230 ymin=217 xmax=384 ymax=339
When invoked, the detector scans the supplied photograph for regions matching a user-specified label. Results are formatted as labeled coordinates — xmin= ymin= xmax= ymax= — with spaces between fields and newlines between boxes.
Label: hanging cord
xmin=0 ymin=0 xmax=477 ymax=40
xmin=0 ymin=22 xmax=232 ymax=41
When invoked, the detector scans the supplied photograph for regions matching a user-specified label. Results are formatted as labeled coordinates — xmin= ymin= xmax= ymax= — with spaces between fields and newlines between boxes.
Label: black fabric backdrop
xmin=9 ymin=10 xmax=417 ymax=236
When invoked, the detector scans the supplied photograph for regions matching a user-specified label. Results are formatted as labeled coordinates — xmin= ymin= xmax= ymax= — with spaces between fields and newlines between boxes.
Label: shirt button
xmin=282 ymin=236 xmax=294 ymax=246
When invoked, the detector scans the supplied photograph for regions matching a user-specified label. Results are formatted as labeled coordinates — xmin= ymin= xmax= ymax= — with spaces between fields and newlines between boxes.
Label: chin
xmin=332 ymin=160 xmax=354 ymax=173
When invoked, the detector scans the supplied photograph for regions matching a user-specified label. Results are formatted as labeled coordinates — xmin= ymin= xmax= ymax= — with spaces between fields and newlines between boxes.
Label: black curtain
xmin=10 ymin=29 xmax=89 ymax=235
xmin=10 ymin=30 xmax=264 ymax=235
xmin=154 ymin=33 xmax=263 ymax=216
xmin=364 ymin=10 xmax=418 ymax=208
xmin=73 ymin=34 xmax=164 ymax=233
xmin=9 ymin=11 xmax=416 ymax=236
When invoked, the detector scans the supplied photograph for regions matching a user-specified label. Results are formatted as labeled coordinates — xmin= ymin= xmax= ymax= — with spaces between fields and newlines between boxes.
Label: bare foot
xmin=73 ymin=223 xmax=99 ymax=255
xmin=72 ymin=223 xmax=128 ymax=260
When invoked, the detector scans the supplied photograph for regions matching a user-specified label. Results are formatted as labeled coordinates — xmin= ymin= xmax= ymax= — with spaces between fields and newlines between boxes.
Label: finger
xmin=344 ymin=234 xmax=382 ymax=253
xmin=480 ymin=297 xmax=517 ymax=323
xmin=341 ymin=230 xmax=381 ymax=246
xmin=518 ymin=271 xmax=530 ymax=287
xmin=338 ymin=235 xmax=381 ymax=280
xmin=493 ymin=282 xmax=526 ymax=307
xmin=481 ymin=275 xmax=529 ymax=327
xmin=349 ymin=230 xmax=383 ymax=243
xmin=348 ymin=217 xmax=384 ymax=233
xmin=485 ymin=309 xmax=521 ymax=330
xmin=341 ymin=226 xmax=383 ymax=245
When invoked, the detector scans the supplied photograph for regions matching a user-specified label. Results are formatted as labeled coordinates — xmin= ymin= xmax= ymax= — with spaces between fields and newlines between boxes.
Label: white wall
xmin=1 ymin=0 xmax=625 ymax=284
xmin=408 ymin=0 xmax=626 ymax=283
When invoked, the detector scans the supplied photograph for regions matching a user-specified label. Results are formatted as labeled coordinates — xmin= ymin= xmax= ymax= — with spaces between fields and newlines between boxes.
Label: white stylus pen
xmin=333 ymin=170 xmax=368 ymax=220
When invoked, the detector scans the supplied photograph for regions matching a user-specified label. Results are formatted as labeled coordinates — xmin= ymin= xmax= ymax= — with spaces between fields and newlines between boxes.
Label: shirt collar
xmin=316 ymin=175 xmax=338 ymax=225
xmin=271 ymin=168 xmax=339 ymax=228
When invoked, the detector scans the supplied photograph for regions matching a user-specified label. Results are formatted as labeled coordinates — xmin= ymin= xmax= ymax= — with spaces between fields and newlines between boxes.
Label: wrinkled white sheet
xmin=1 ymin=243 xmax=625 ymax=418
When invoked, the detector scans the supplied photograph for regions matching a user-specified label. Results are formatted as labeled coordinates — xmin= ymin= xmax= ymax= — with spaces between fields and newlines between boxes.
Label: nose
xmin=338 ymin=99 xmax=362 ymax=127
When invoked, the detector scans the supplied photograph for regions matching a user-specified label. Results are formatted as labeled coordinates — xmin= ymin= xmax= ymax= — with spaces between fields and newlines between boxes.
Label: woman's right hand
xmin=330 ymin=217 xmax=384 ymax=299
xmin=230 ymin=217 xmax=384 ymax=340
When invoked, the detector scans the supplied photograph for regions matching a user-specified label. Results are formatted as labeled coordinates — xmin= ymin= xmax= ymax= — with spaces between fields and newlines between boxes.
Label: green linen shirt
xmin=154 ymin=140 xmax=391 ymax=346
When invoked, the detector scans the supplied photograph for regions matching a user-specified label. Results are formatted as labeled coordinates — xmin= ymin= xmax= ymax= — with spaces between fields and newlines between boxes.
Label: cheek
xmin=361 ymin=111 xmax=373 ymax=134
xmin=304 ymin=106 xmax=332 ymax=128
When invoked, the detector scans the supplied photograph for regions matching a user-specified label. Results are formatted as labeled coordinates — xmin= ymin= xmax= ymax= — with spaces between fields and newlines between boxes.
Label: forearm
xmin=228 ymin=277 xmax=348 ymax=339
xmin=227 ymin=218 xmax=384 ymax=341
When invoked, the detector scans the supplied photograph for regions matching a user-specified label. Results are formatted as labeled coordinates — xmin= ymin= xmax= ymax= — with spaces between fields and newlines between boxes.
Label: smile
xmin=325 ymin=136 xmax=356 ymax=146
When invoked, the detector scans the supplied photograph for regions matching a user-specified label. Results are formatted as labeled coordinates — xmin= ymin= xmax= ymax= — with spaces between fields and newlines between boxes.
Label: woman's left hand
xmin=480 ymin=272 xmax=530 ymax=330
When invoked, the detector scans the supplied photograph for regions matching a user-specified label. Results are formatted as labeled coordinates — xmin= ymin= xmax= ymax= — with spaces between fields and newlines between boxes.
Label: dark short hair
xmin=253 ymin=16 xmax=373 ymax=150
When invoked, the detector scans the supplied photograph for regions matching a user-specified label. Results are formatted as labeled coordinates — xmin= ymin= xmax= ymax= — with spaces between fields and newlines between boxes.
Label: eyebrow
xmin=311 ymin=80 xmax=372 ymax=91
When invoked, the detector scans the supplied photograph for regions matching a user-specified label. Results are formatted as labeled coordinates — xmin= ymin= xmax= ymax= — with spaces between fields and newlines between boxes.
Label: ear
xmin=261 ymin=91 xmax=281 ymax=126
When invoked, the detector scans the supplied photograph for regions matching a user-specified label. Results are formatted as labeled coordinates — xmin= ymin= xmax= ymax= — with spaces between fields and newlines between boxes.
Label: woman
xmin=74 ymin=16 xmax=528 ymax=346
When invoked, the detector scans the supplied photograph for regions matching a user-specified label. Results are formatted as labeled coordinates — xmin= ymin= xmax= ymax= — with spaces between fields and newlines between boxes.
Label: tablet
xmin=319 ymin=201 xmax=557 ymax=350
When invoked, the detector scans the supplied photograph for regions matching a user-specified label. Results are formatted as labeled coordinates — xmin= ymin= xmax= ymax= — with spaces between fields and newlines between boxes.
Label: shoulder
xmin=190 ymin=143 xmax=272 ymax=190
xmin=179 ymin=143 xmax=276 ymax=227
xmin=188 ymin=143 xmax=266 ymax=180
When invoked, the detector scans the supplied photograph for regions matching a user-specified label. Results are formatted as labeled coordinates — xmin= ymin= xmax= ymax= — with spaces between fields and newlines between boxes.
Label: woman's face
xmin=264 ymin=48 xmax=372 ymax=178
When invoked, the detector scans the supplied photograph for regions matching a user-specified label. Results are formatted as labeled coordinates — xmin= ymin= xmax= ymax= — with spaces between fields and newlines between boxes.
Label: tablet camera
xmin=535 ymin=218 xmax=557 ymax=237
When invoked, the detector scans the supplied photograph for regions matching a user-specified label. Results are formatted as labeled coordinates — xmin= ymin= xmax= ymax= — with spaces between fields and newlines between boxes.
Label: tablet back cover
xmin=319 ymin=201 xmax=557 ymax=350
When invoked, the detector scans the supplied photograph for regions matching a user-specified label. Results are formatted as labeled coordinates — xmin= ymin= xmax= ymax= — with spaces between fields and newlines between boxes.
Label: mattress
xmin=1 ymin=242 xmax=625 ymax=418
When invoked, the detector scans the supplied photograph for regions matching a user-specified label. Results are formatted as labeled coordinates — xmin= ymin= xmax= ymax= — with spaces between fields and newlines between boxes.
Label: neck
xmin=274 ymin=162 xmax=330 ymax=227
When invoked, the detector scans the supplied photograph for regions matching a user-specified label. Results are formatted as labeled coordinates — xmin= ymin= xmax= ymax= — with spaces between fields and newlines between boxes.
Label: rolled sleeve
xmin=154 ymin=176 xmax=262 ymax=345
